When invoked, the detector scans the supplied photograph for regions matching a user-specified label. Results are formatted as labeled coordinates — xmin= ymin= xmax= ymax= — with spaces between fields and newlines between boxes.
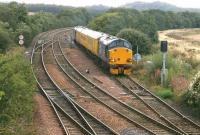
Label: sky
xmin=1 ymin=0 xmax=200 ymax=8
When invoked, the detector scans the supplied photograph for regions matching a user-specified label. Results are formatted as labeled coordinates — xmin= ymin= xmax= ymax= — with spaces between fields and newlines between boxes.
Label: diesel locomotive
xmin=74 ymin=26 xmax=133 ymax=75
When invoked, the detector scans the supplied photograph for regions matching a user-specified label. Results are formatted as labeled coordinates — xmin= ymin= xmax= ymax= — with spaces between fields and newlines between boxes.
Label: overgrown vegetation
xmin=186 ymin=74 xmax=200 ymax=114
xmin=0 ymin=2 xmax=92 ymax=51
xmin=132 ymin=50 xmax=196 ymax=100
xmin=117 ymin=28 xmax=151 ymax=54
xmin=154 ymin=86 xmax=173 ymax=99
xmin=0 ymin=48 xmax=36 ymax=135
xmin=88 ymin=8 xmax=200 ymax=45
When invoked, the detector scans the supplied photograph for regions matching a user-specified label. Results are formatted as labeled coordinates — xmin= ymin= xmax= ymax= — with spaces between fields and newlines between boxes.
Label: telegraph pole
xmin=161 ymin=41 xmax=168 ymax=86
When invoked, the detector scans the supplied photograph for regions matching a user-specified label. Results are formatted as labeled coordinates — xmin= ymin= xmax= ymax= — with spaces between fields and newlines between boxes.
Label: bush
xmin=116 ymin=28 xmax=151 ymax=54
xmin=155 ymin=86 xmax=173 ymax=99
xmin=0 ymin=48 xmax=36 ymax=134
xmin=186 ymin=77 xmax=200 ymax=110
xmin=0 ymin=26 xmax=13 ymax=52
xmin=143 ymin=52 xmax=191 ymax=88
xmin=171 ymin=75 xmax=189 ymax=96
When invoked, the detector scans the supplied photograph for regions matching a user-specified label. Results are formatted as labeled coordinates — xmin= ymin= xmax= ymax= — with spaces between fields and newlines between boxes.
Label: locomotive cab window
xmin=108 ymin=40 xmax=132 ymax=50
xmin=124 ymin=41 xmax=132 ymax=50
xmin=116 ymin=40 xmax=123 ymax=46
xmin=109 ymin=42 xmax=116 ymax=49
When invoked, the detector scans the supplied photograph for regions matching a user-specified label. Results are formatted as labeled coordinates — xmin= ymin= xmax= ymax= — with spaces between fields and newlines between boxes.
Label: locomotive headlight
xmin=109 ymin=58 xmax=116 ymax=62
xmin=127 ymin=58 xmax=132 ymax=62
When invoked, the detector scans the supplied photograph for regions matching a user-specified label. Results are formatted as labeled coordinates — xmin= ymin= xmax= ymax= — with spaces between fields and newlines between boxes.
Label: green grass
xmin=154 ymin=87 xmax=173 ymax=99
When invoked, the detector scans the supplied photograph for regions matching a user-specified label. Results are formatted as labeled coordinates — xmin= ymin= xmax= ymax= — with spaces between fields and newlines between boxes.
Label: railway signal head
xmin=19 ymin=39 xmax=24 ymax=45
xmin=19 ymin=34 xmax=24 ymax=40
xmin=19 ymin=34 xmax=24 ymax=46
xmin=161 ymin=41 xmax=168 ymax=52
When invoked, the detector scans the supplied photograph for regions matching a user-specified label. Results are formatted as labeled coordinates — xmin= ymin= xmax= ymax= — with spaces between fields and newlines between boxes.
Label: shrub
xmin=116 ymin=28 xmax=151 ymax=54
xmin=154 ymin=86 xmax=173 ymax=99
xmin=0 ymin=48 xmax=36 ymax=134
xmin=186 ymin=77 xmax=200 ymax=109
xmin=171 ymin=75 xmax=189 ymax=96
xmin=143 ymin=52 xmax=192 ymax=88
xmin=0 ymin=26 xmax=13 ymax=52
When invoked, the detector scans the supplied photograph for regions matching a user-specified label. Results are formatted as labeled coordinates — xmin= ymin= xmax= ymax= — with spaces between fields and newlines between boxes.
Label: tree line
xmin=89 ymin=8 xmax=200 ymax=53
xmin=0 ymin=2 xmax=92 ymax=52
xmin=1 ymin=3 xmax=200 ymax=53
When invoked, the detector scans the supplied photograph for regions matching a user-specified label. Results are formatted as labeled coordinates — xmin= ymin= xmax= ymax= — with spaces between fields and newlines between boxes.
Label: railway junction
xmin=31 ymin=28 xmax=200 ymax=135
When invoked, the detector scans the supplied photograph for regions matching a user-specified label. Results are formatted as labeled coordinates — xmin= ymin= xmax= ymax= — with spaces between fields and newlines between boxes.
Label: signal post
xmin=161 ymin=41 xmax=168 ymax=86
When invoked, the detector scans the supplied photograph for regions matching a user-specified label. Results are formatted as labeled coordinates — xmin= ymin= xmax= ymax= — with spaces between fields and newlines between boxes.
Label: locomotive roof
xmin=74 ymin=26 xmax=125 ymax=46
xmin=99 ymin=35 xmax=119 ymax=45
xmin=74 ymin=26 xmax=105 ymax=39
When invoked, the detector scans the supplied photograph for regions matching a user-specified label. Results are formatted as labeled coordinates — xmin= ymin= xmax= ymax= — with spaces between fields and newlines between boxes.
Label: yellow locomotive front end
xmin=109 ymin=47 xmax=132 ymax=75
xmin=75 ymin=27 xmax=133 ymax=75
xmin=106 ymin=39 xmax=133 ymax=75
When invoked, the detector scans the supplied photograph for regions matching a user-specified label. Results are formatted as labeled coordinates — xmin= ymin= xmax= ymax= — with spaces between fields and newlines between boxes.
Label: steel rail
xmin=31 ymin=29 xmax=94 ymax=135
xmin=124 ymin=76 xmax=200 ymax=134
xmin=31 ymin=30 xmax=70 ymax=135
xmin=52 ymin=31 xmax=183 ymax=135
xmin=50 ymin=31 xmax=120 ymax=135
xmin=41 ymin=42 xmax=96 ymax=135
xmin=52 ymin=41 xmax=154 ymax=135
xmin=116 ymin=77 xmax=187 ymax=134
xmin=41 ymin=29 xmax=119 ymax=135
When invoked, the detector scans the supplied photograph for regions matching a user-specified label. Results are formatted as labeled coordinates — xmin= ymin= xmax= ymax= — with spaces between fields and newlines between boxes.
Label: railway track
xmin=32 ymin=29 xmax=90 ymax=135
xmin=51 ymin=31 xmax=154 ymax=134
xmin=32 ymin=28 xmax=119 ymax=135
xmin=32 ymin=28 xmax=200 ymax=135
xmin=116 ymin=76 xmax=200 ymax=135
xmin=50 ymin=29 xmax=184 ymax=134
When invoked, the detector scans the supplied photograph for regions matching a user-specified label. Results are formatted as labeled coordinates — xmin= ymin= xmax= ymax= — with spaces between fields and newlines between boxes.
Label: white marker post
xmin=134 ymin=46 xmax=141 ymax=64
xmin=19 ymin=34 xmax=24 ymax=46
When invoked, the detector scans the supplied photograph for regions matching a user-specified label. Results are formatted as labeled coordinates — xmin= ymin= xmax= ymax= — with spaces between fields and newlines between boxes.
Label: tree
xmin=58 ymin=8 xmax=91 ymax=27
xmin=0 ymin=25 xmax=12 ymax=52
xmin=0 ymin=91 xmax=4 ymax=101
xmin=0 ymin=48 xmax=36 ymax=134
xmin=88 ymin=12 xmax=126 ymax=35
xmin=28 ymin=12 xmax=60 ymax=37
xmin=117 ymin=28 xmax=151 ymax=54
xmin=136 ymin=12 xmax=158 ymax=43
xmin=0 ymin=2 xmax=28 ymax=30
xmin=88 ymin=9 xmax=159 ymax=42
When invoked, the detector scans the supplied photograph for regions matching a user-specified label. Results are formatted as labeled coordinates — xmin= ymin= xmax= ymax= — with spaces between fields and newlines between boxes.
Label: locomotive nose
xmin=127 ymin=58 xmax=132 ymax=62
xmin=109 ymin=47 xmax=132 ymax=65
